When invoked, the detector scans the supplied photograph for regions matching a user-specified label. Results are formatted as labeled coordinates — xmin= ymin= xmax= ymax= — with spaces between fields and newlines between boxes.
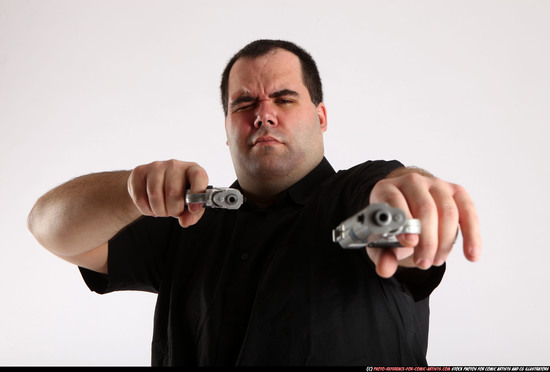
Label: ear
xmin=316 ymin=102 xmax=328 ymax=132
xmin=224 ymin=118 xmax=229 ymax=146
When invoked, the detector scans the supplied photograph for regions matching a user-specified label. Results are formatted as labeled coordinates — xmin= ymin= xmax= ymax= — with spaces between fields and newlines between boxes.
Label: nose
xmin=254 ymin=116 xmax=276 ymax=128
xmin=254 ymin=102 xmax=278 ymax=128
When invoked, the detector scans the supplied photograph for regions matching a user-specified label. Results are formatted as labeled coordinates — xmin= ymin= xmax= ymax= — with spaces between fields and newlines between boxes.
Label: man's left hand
xmin=367 ymin=168 xmax=482 ymax=278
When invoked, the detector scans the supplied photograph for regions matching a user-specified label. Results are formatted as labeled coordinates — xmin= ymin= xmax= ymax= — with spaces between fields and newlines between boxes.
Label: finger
xmin=164 ymin=161 xmax=186 ymax=218
xmin=367 ymin=247 xmax=398 ymax=278
xmin=178 ymin=210 xmax=205 ymax=228
xmin=178 ymin=164 xmax=209 ymax=227
xmin=185 ymin=164 xmax=209 ymax=213
xmin=186 ymin=164 xmax=209 ymax=192
xmin=430 ymin=182 xmax=460 ymax=266
xmin=128 ymin=166 xmax=154 ymax=216
xmin=367 ymin=245 xmax=415 ymax=278
xmin=370 ymin=179 xmax=411 ymax=214
xmin=371 ymin=176 xmax=435 ymax=269
xmin=454 ymin=186 xmax=482 ymax=262
xmin=398 ymin=174 xmax=439 ymax=269
xmin=146 ymin=164 xmax=168 ymax=217
xmin=397 ymin=233 xmax=419 ymax=248
xmin=377 ymin=250 xmax=400 ymax=278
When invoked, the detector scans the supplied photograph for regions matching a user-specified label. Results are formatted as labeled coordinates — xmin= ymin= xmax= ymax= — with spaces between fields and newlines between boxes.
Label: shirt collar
xmin=286 ymin=157 xmax=335 ymax=205
xmin=230 ymin=157 xmax=336 ymax=209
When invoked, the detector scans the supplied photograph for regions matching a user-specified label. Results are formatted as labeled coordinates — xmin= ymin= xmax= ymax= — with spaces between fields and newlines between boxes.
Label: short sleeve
xmin=79 ymin=216 xmax=179 ymax=294
xmin=337 ymin=160 xmax=404 ymax=215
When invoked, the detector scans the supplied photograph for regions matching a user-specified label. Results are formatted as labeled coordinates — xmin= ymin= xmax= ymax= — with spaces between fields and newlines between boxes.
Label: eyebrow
xmin=269 ymin=89 xmax=299 ymax=99
xmin=230 ymin=89 xmax=300 ymax=110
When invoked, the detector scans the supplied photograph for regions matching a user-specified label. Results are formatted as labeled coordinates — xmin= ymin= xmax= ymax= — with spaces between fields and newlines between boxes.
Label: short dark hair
xmin=220 ymin=39 xmax=323 ymax=116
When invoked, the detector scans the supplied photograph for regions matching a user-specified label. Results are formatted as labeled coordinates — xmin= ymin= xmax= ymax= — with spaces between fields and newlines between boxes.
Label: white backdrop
xmin=1 ymin=0 xmax=549 ymax=366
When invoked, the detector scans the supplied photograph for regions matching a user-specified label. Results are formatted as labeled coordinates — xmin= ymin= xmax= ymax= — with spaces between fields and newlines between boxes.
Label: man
xmin=27 ymin=39 xmax=481 ymax=366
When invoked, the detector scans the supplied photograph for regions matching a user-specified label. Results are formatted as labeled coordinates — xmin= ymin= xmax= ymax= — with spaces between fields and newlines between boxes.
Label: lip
xmin=253 ymin=135 xmax=282 ymax=146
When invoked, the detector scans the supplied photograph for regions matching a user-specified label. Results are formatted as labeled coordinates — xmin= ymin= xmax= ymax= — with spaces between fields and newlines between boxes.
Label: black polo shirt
xmin=80 ymin=158 xmax=445 ymax=366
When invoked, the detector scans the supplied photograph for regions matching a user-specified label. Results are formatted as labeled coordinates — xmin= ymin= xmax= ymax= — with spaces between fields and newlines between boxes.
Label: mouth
xmin=253 ymin=135 xmax=282 ymax=146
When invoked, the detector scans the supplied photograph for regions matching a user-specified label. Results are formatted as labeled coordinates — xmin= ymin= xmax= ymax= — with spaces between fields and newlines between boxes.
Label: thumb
xmin=367 ymin=248 xmax=399 ymax=278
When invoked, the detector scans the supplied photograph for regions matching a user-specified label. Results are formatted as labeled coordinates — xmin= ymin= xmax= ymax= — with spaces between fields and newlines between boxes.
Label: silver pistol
xmin=332 ymin=203 xmax=421 ymax=248
xmin=185 ymin=187 xmax=244 ymax=210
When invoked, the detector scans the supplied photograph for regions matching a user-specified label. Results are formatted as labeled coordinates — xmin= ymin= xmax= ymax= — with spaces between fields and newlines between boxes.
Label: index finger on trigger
xmin=371 ymin=178 xmax=419 ymax=248
xmin=397 ymin=174 xmax=440 ymax=269
xmin=370 ymin=178 xmax=412 ymax=218
xmin=186 ymin=164 xmax=209 ymax=213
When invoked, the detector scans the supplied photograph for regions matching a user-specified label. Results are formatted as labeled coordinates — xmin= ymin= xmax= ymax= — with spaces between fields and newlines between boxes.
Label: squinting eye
xmin=235 ymin=104 xmax=254 ymax=112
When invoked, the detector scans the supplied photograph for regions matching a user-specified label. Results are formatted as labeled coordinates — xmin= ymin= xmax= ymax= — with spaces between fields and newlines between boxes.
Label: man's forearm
xmin=27 ymin=170 xmax=141 ymax=259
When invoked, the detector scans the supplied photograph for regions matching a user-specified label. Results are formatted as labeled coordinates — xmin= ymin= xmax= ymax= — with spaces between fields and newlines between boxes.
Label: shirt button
xmin=241 ymin=253 xmax=249 ymax=260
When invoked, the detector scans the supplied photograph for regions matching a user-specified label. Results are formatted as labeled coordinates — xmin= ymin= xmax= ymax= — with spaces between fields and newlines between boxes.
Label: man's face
xmin=225 ymin=49 xmax=327 ymax=184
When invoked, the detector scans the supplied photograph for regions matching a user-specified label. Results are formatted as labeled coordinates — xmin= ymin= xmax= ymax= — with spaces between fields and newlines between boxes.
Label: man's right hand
xmin=127 ymin=160 xmax=209 ymax=228
xmin=28 ymin=159 xmax=208 ymax=274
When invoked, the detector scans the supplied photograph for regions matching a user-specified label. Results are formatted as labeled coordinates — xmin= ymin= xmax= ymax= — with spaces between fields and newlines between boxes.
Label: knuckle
xmin=187 ymin=164 xmax=208 ymax=182
xmin=402 ymin=172 xmax=425 ymax=184
xmin=166 ymin=159 xmax=181 ymax=169
xmin=452 ymin=183 xmax=467 ymax=195
xmin=457 ymin=190 xmax=475 ymax=210
xmin=187 ymin=162 xmax=203 ymax=173
xmin=439 ymin=203 xmax=459 ymax=221
xmin=374 ymin=177 xmax=392 ymax=188
xmin=165 ymin=185 xmax=183 ymax=199
xmin=431 ymin=178 xmax=453 ymax=194
xmin=415 ymin=202 xmax=436 ymax=217
xmin=379 ymin=192 xmax=402 ymax=206
xmin=149 ymin=160 xmax=162 ymax=170
xmin=371 ymin=180 xmax=401 ymax=203
xmin=132 ymin=164 xmax=147 ymax=177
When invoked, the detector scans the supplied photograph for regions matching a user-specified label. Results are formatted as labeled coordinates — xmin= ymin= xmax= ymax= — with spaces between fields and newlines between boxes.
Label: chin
xmin=247 ymin=154 xmax=300 ymax=179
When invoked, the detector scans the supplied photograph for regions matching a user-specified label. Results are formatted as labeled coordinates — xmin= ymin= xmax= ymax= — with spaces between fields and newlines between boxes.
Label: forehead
xmin=227 ymin=49 xmax=306 ymax=96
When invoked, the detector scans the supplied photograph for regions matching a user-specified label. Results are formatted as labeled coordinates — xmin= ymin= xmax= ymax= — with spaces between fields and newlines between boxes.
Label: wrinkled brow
xmin=269 ymin=89 xmax=299 ymax=99
xmin=230 ymin=89 xmax=300 ymax=109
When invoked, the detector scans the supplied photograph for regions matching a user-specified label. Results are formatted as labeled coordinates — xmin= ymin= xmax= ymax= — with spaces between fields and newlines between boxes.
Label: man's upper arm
xmin=62 ymin=243 xmax=109 ymax=274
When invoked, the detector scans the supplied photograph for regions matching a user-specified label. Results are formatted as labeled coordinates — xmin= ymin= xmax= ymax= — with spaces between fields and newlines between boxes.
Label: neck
xmin=239 ymin=172 xmax=301 ymax=208
xmin=237 ymin=156 xmax=324 ymax=208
